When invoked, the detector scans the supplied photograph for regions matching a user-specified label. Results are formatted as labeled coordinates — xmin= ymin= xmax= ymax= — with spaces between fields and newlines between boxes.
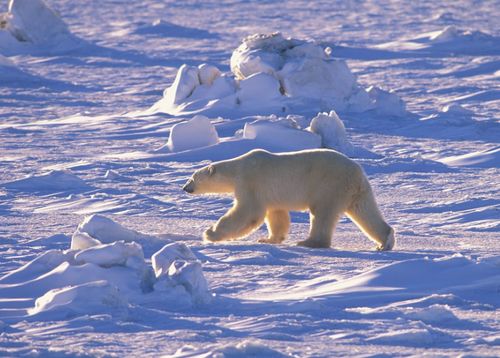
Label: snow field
xmin=0 ymin=0 xmax=499 ymax=356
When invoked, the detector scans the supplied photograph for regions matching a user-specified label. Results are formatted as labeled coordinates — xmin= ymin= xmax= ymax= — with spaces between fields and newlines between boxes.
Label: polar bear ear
xmin=208 ymin=165 xmax=216 ymax=176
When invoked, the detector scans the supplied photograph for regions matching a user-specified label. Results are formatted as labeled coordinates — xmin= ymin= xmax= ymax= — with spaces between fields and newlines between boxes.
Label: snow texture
xmin=0 ymin=0 xmax=499 ymax=356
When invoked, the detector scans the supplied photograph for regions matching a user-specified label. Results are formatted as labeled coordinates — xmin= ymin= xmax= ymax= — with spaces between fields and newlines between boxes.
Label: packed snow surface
xmin=0 ymin=0 xmax=499 ymax=357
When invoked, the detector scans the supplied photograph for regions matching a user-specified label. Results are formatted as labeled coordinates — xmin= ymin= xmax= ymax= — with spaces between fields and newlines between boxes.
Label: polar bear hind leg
xmin=204 ymin=199 xmax=266 ymax=242
xmin=259 ymin=209 xmax=290 ymax=244
xmin=346 ymin=186 xmax=395 ymax=251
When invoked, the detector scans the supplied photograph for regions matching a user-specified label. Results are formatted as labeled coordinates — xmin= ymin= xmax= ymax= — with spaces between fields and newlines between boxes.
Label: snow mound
xmin=164 ymin=115 xmax=219 ymax=152
xmin=367 ymin=86 xmax=407 ymax=117
xmin=29 ymin=280 xmax=128 ymax=317
xmin=243 ymin=117 xmax=321 ymax=152
xmin=152 ymin=242 xmax=197 ymax=278
xmin=0 ymin=0 xmax=81 ymax=55
xmin=421 ymin=103 xmax=475 ymax=125
xmin=0 ymin=215 xmax=211 ymax=320
xmin=147 ymin=32 xmax=405 ymax=117
xmin=429 ymin=26 xmax=496 ymax=46
xmin=2 ymin=170 xmax=90 ymax=193
xmin=308 ymin=110 xmax=352 ymax=153
xmin=71 ymin=214 xmax=143 ymax=249
xmin=174 ymin=340 xmax=286 ymax=358
xmin=230 ymin=33 xmax=366 ymax=111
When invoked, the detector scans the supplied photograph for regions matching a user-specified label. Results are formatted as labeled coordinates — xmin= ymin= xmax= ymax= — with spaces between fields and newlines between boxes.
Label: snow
xmin=0 ymin=0 xmax=499 ymax=356
xmin=72 ymin=214 xmax=144 ymax=247
xmin=148 ymin=32 xmax=404 ymax=117
xmin=309 ymin=110 xmax=352 ymax=153
xmin=2 ymin=170 xmax=90 ymax=193
xmin=0 ymin=0 xmax=81 ymax=54
xmin=242 ymin=117 xmax=321 ymax=152
xmin=366 ymin=86 xmax=407 ymax=117
xmin=0 ymin=215 xmax=210 ymax=325
xmin=74 ymin=241 xmax=145 ymax=268
xmin=163 ymin=115 xmax=219 ymax=152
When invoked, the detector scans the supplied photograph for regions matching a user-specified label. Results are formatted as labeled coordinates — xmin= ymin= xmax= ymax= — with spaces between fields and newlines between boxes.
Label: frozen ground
xmin=0 ymin=0 xmax=499 ymax=357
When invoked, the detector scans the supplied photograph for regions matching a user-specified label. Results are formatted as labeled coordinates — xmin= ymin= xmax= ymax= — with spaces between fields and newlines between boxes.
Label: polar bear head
xmin=183 ymin=164 xmax=234 ymax=194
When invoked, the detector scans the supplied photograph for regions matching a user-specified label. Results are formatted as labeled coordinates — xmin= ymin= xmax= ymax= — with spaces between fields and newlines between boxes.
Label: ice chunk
xmin=71 ymin=231 xmax=102 ymax=250
xmin=152 ymin=242 xmax=197 ymax=278
xmin=309 ymin=111 xmax=352 ymax=153
xmin=279 ymin=57 xmax=356 ymax=104
xmin=238 ymin=72 xmax=283 ymax=103
xmin=74 ymin=214 xmax=142 ymax=244
xmin=6 ymin=0 xmax=70 ymax=44
xmin=0 ymin=0 xmax=80 ymax=54
xmin=198 ymin=63 xmax=220 ymax=86
xmin=29 ymin=280 xmax=127 ymax=317
xmin=367 ymin=86 xmax=406 ymax=117
xmin=231 ymin=32 xmax=304 ymax=80
xmin=164 ymin=64 xmax=201 ymax=105
xmin=74 ymin=241 xmax=145 ymax=269
xmin=166 ymin=115 xmax=219 ymax=152
xmin=168 ymin=260 xmax=211 ymax=304
xmin=243 ymin=118 xmax=321 ymax=151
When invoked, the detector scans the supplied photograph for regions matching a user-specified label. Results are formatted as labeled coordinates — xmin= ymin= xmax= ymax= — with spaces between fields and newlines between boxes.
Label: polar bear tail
xmin=346 ymin=183 xmax=395 ymax=251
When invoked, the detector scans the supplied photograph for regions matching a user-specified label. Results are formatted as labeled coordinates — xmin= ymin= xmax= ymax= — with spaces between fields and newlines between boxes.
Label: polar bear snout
xmin=183 ymin=179 xmax=195 ymax=193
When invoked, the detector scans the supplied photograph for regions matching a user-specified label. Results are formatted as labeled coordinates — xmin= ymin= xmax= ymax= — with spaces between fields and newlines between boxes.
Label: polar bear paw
xmin=258 ymin=236 xmax=285 ymax=244
xmin=376 ymin=227 xmax=395 ymax=251
xmin=203 ymin=227 xmax=224 ymax=243
xmin=297 ymin=238 xmax=330 ymax=249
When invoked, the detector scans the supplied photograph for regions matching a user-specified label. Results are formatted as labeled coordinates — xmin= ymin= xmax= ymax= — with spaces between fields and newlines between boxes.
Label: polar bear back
xmin=226 ymin=149 xmax=365 ymax=211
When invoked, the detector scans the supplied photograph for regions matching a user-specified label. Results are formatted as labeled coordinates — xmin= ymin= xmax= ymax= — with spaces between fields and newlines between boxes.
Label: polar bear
xmin=183 ymin=149 xmax=395 ymax=250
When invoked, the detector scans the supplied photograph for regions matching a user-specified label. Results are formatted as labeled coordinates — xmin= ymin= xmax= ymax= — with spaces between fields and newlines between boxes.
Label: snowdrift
xmin=0 ymin=0 xmax=81 ymax=55
xmin=148 ymin=33 xmax=406 ymax=117
xmin=376 ymin=26 xmax=500 ymax=56
xmin=243 ymin=254 xmax=500 ymax=307
xmin=0 ymin=215 xmax=211 ymax=320
xmin=2 ymin=170 xmax=91 ymax=193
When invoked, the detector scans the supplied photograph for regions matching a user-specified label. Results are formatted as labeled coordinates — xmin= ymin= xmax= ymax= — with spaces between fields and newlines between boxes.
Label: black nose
xmin=183 ymin=182 xmax=194 ymax=193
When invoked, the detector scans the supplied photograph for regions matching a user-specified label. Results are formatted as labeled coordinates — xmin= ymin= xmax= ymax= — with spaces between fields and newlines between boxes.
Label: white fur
xmin=184 ymin=149 xmax=395 ymax=250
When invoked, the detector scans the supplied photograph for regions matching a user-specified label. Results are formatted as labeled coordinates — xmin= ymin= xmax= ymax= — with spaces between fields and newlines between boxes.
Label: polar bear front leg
xmin=259 ymin=209 xmax=290 ymax=244
xmin=204 ymin=201 xmax=266 ymax=242
xmin=297 ymin=208 xmax=338 ymax=249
